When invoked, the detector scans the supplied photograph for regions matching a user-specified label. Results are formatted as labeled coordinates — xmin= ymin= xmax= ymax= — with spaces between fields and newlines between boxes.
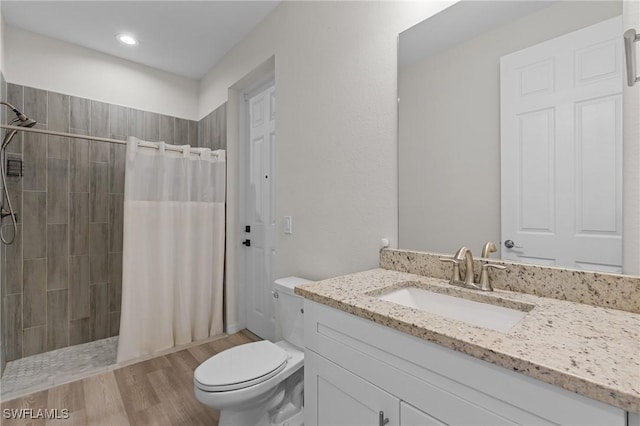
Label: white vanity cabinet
xmin=305 ymin=350 xmax=399 ymax=426
xmin=306 ymin=349 xmax=445 ymax=426
xmin=303 ymin=300 xmax=628 ymax=426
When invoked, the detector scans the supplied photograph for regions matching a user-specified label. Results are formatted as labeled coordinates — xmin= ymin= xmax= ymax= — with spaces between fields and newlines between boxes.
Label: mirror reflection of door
xmin=500 ymin=16 xmax=622 ymax=272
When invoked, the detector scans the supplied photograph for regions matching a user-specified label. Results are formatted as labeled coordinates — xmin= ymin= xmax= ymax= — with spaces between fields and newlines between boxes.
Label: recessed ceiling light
xmin=117 ymin=34 xmax=138 ymax=46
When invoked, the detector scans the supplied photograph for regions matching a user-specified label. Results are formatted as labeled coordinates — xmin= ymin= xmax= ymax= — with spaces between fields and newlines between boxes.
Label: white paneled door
xmin=245 ymin=83 xmax=276 ymax=340
xmin=500 ymin=16 xmax=623 ymax=272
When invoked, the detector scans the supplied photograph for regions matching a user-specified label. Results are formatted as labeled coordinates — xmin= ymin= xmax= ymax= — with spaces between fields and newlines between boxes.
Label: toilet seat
xmin=194 ymin=341 xmax=288 ymax=392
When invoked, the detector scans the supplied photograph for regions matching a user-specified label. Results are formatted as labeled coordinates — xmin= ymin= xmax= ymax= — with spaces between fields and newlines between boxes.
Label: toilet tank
xmin=274 ymin=276 xmax=310 ymax=349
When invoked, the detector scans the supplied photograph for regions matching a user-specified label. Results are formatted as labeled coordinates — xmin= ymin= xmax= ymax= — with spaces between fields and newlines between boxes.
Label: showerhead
xmin=15 ymin=116 xmax=37 ymax=128
xmin=1 ymin=101 xmax=36 ymax=125
xmin=1 ymin=101 xmax=37 ymax=149
xmin=2 ymin=102 xmax=37 ymax=128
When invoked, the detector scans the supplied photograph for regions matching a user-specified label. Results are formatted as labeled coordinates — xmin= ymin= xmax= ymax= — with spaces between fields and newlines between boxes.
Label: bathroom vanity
xmin=296 ymin=249 xmax=640 ymax=426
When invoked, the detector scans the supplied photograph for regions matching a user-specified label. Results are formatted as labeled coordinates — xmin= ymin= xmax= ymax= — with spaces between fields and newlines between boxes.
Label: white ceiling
xmin=0 ymin=1 xmax=280 ymax=80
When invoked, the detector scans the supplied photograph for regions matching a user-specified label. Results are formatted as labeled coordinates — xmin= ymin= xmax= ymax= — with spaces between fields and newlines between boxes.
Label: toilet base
xmin=218 ymin=368 xmax=304 ymax=426
xmin=219 ymin=406 xmax=271 ymax=426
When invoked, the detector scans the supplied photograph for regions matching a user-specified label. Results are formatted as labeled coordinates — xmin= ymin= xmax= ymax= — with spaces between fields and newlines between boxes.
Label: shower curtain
xmin=117 ymin=137 xmax=226 ymax=363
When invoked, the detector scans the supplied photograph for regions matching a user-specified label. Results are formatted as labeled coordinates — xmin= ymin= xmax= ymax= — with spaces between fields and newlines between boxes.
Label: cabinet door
xmin=400 ymin=401 xmax=446 ymax=426
xmin=305 ymin=350 xmax=399 ymax=426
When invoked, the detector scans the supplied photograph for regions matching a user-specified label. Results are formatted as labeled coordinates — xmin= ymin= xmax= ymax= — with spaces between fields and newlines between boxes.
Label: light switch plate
xmin=284 ymin=216 xmax=292 ymax=234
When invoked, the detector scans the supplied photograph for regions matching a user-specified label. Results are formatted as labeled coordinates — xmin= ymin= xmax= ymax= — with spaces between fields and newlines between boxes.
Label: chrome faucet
xmin=453 ymin=246 xmax=475 ymax=285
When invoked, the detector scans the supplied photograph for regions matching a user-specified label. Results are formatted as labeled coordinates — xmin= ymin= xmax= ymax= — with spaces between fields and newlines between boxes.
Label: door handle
xmin=242 ymin=239 xmax=251 ymax=247
xmin=504 ymin=239 xmax=522 ymax=249
xmin=624 ymin=28 xmax=640 ymax=87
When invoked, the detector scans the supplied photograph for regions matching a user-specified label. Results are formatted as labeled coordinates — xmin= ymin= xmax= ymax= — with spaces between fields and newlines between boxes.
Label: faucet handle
xmin=479 ymin=263 xmax=506 ymax=291
xmin=439 ymin=257 xmax=462 ymax=283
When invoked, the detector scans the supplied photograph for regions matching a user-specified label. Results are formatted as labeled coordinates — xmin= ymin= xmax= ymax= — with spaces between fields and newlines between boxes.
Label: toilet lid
xmin=194 ymin=341 xmax=288 ymax=392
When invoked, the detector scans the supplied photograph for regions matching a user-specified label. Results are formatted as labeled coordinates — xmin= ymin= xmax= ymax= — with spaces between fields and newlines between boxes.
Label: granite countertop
xmin=295 ymin=268 xmax=640 ymax=414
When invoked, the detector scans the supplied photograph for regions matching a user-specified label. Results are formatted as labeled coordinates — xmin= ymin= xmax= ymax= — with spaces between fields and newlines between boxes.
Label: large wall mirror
xmin=398 ymin=0 xmax=636 ymax=274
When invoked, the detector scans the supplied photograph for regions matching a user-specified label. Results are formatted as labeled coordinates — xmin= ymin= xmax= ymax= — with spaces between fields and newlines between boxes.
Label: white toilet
xmin=194 ymin=276 xmax=309 ymax=426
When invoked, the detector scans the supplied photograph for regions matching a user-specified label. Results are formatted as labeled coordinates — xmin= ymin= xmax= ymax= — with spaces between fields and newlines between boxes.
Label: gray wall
xmin=1 ymin=83 xmax=225 ymax=362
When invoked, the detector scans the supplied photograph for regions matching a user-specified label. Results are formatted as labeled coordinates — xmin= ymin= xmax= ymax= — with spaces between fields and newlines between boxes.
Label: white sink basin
xmin=378 ymin=286 xmax=528 ymax=332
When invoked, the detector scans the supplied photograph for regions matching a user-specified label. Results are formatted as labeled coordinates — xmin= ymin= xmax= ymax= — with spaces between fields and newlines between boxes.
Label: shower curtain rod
xmin=0 ymin=124 xmax=221 ymax=157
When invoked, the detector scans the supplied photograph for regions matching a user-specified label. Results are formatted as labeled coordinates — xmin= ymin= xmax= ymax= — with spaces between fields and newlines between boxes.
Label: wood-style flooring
xmin=0 ymin=330 xmax=260 ymax=426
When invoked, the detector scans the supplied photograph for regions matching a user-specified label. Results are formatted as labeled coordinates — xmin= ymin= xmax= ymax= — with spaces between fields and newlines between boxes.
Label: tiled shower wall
xmin=1 ymin=82 xmax=227 ymax=363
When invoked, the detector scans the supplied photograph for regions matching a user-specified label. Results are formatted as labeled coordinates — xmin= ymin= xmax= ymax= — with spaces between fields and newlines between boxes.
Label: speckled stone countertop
xmin=295 ymin=268 xmax=640 ymax=414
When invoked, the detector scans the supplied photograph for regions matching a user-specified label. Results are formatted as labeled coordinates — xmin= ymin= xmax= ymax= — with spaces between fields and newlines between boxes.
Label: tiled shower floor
xmin=0 ymin=337 xmax=118 ymax=401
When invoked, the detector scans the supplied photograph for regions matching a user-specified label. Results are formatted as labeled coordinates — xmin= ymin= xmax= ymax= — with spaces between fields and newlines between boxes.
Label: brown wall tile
xmin=127 ymin=108 xmax=144 ymax=139
xmin=70 ymin=193 xmax=90 ymax=256
xmin=90 ymin=283 xmax=109 ymax=340
xmin=23 ymin=87 xmax=47 ymax=126
xmin=23 ymin=132 xmax=47 ymax=191
xmin=90 ymin=101 xmax=109 ymax=161
xmin=22 ymin=191 xmax=46 ymax=259
xmin=70 ymin=96 xmax=90 ymax=132
xmin=143 ymin=111 xmax=159 ymax=142
xmin=109 ymin=105 xmax=128 ymax=141
xmin=90 ymin=162 xmax=108 ymax=224
xmin=174 ymin=118 xmax=189 ymax=145
xmin=47 ymin=224 xmax=69 ymax=290
xmin=23 ymin=325 xmax=46 ymax=357
xmin=70 ymin=255 xmax=90 ymax=320
xmin=48 ymin=92 xmax=69 ymax=131
xmin=3 ymin=294 xmax=23 ymax=361
xmin=188 ymin=120 xmax=198 ymax=147
xmin=23 ymin=258 xmax=46 ymax=328
xmin=48 ymin=136 xmax=70 ymax=160
xmin=109 ymin=194 xmax=123 ymax=253
xmin=70 ymin=138 xmax=90 ymax=193
xmin=109 ymin=312 xmax=120 ymax=337
xmin=159 ymin=115 xmax=174 ymax=144
xmin=108 ymin=253 xmax=122 ymax=313
xmin=47 ymin=289 xmax=69 ymax=351
xmin=90 ymin=223 xmax=108 ymax=284
xmin=109 ymin=145 xmax=125 ymax=194
xmin=69 ymin=318 xmax=91 ymax=346
xmin=47 ymin=158 xmax=69 ymax=224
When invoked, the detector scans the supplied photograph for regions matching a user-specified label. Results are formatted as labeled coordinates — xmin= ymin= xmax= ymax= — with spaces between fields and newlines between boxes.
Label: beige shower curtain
xmin=117 ymin=137 xmax=225 ymax=363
